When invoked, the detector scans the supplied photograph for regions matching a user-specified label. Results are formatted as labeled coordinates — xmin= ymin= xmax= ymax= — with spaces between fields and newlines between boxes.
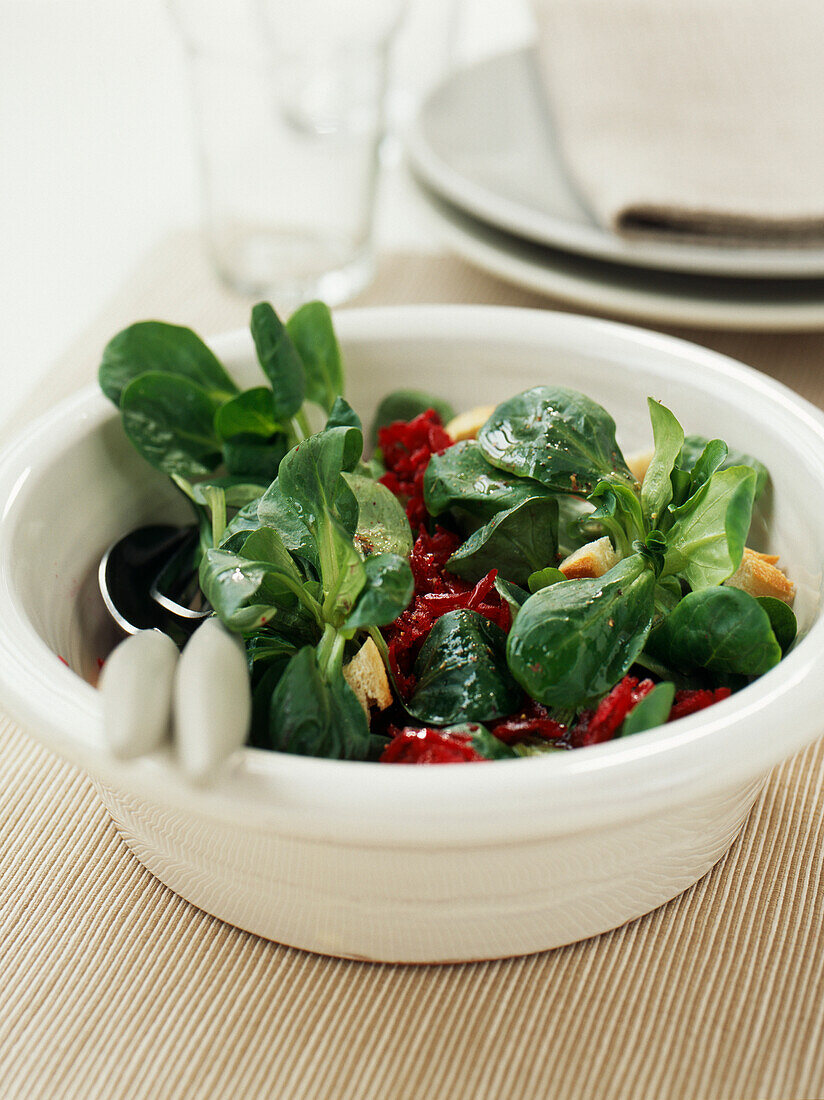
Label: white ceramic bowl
xmin=1 ymin=307 xmax=823 ymax=963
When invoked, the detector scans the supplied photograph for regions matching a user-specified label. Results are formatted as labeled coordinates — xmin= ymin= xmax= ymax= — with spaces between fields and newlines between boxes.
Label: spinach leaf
xmin=214 ymin=387 xmax=279 ymax=440
xmin=447 ymin=723 xmax=518 ymax=760
xmin=325 ymin=395 xmax=362 ymax=431
xmin=477 ymin=386 xmax=635 ymax=495
xmin=249 ymin=659 xmax=293 ymax=749
xmin=527 ymin=566 xmax=566 ymax=593
xmin=266 ymin=647 xmax=381 ymax=759
xmin=256 ymin=480 xmax=319 ymax=567
xmin=408 ymin=609 xmax=521 ymax=725
xmin=757 ymin=596 xmax=797 ymax=654
xmin=286 ymin=301 xmax=343 ymax=413
xmin=679 ymin=434 xmax=769 ymax=498
xmin=220 ymin=500 xmax=265 ymax=551
xmin=446 ymin=496 xmax=559 ymax=586
xmin=250 ymin=302 xmax=305 ymax=420
xmin=662 ymin=466 xmax=757 ymax=591
xmin=494 ymin=577 xmax=531 ymax=617
xmin=646 ymin=587 xmax=781 ymax=676
xmin=277 ymin=425 xmax=363 ymax=539
xmin=620 ymin=682 xmax=675 ymax=737
xmin=506 ymin=555 xmax=655 ymax=710
xmin=343 ymin=473 xmax=413 ymax=558
xmin=424 ymin=440 xmax=553 ymax=520
xmin=120 ymin=372 xmax=223 ymax=477
xmin=344 ymin=553 xmax=413 ymax=629
xmin=641 ymin=399 xmax=684 ymax=527
xmin=99 ymin=320 xmax=238 ymax=407
xmin=222 ymin=435 xmax=289 ymax=483
xmin=199 ymin=548 xmax=319 ymax=634
xmin=370 ymin=389 xmax=456 ymax=444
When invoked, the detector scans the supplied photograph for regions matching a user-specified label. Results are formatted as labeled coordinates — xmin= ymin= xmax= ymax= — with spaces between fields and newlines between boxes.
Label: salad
xmin=99 ymin=302 xmax=797 ymax=764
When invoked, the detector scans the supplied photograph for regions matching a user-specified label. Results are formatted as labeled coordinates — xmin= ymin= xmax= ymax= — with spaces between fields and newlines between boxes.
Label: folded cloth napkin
xmin=531 ymin=0 xmax=824 ymax=242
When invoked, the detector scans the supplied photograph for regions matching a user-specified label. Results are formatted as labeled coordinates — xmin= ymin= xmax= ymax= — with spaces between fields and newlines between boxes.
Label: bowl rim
xmin=1 ymin=303 xmax=823 ymax=845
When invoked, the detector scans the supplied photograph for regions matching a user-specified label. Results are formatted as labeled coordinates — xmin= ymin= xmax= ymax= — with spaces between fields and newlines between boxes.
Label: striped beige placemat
xmin=2 ymin=232 xmax=824 ymax=1100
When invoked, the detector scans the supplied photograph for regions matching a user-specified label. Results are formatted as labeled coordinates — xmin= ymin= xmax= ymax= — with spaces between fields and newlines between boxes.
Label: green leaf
xmin=344 ymin=553 xmax=413 ymax=629
xmin=343 ymin=473 xmax=414 ymax=559
xmin=214 ymin=387 xmax=279 ymax=440
xmin=325 ymin=395 xmax=362 ymax=431
xmin=222 ymin=435 xmax=289 ymax=484
xmin=285 ymin=301 xmax=343 ymax=413
xmin=662 ymin=466 xmax=757 ymax=590
xmin=250 ymin=302 xmax=306 ymax=420
xmin=424 ymin=440 xmax=553 ymax=521
xmin=408 ymin=609 xmax=521 ymax=725
xmin=120 ymin=372 xmax=223 ymax=477
xmin=183 ymin=477 xmax=263 ymax=510
xmin=641 ymin=398 xmax=684 ymax=527
xmin=678 ymin=434 xmax=768 ymax=498
xmin=99 ymin=320 xmax=238 ymax=407
xmin=587 ymin=480 xmax=645 ymax=557
xmin=756 ymin=596 xmax=797 ymax=654
xmin=446 ymin=496 xmax=559 ymax=587
xmin=646 ymin=587 xmax=781 ymax=676
xmin=267 ymin=647 xmax=381 ymax=759
xmin=453 ymin=723 xmax=518 ymax=760
xmin=370 ymin=388 xmax=456 ymax=444
xmin=240 ymin=526 xmax=304 ymax=583
xmin=494 ymin=577 xmax=530 ymax=618
xmin=199 ymin=548 xmax=318 ymax=635
xmin=527 ymin=566 xmax=566 ymax=593
xmin=620 ymin=682 xmax=676 ymax=737
xmin=478 ymin=386 xmax=635 ymax=495
xmin=506 ymin=555 xmax=655 ymax=710
xmin=256 ymin=480 xmax=319 ymax=568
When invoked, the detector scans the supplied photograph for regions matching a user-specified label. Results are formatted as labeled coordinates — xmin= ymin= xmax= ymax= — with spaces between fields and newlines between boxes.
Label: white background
xmin=0 ymin=0 xmax=532 ymax=432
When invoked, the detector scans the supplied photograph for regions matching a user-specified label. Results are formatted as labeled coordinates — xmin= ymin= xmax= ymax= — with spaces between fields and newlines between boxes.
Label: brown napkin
xmin=531 ymin=0 xmax=824 ymax=242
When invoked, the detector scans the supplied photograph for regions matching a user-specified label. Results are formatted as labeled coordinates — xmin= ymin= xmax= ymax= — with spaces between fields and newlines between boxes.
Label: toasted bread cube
xmin=559 ymin=536 xmax=618 ymax=580
xmin=626 ymin=448 xmax=654 ymax=485
xmin=445 ymin=404 xmax=497 ymax=443
xmin=725 ymin=548 xmax=795 ymax=605
xmin=343 ymin=638 xmax=393 ymax=717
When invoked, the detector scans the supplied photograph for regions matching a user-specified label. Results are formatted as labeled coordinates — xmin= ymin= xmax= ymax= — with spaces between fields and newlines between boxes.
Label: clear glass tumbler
xmin=167 ymin=0 xmax=402 ymax=307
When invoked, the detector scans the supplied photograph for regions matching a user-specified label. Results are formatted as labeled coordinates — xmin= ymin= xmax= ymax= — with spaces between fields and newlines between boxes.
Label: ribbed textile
xmin=2 ymin=234 xmax=824 ymax=1099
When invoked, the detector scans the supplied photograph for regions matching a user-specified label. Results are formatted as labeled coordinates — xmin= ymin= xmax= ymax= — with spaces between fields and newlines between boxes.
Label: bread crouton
xmin=343 ymin=638 xmax=393 ymax=717
xmin=559 ymin=536 xmax=618 ymax=580
xmin=445 ymin=405 xmax=497 ymax=443
xmin=725 ymin=548 xmax=795 ymax=605
xmin=626 ymin=448 xmax=654 ymax=485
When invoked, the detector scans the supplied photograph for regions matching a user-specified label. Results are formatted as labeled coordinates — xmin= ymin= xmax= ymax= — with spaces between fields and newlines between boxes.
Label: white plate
xmin=408 ymin=48 xmax=824 ymax=280
xmin=420 ymin=183 xmax=824 ymax=331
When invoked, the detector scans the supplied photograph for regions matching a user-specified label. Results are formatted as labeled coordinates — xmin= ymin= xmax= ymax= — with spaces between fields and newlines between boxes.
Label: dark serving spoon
xmin=99 ymin=524 xmax=210 ymax=646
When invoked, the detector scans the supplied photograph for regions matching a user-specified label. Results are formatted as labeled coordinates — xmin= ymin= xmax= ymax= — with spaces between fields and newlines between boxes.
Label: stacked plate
xmin=407 ymin=48 xmax=824 ymax=330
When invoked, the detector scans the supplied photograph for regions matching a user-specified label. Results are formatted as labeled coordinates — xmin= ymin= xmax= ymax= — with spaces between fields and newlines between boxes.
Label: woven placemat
xmin=2 ymin=233 xmax=824 ymax=1100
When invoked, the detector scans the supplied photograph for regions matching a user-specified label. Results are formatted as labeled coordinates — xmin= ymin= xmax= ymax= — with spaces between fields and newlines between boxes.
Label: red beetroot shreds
xmin=491 ymin=699 xmax=567 ymax=745
xmin=380 ymin=726 xmax=485 ymax=764
xmin=668 ymin=687 xmax=732 ymax=722
xmin=383 ymin=527 xmax=512 ymax=699
xmin=378 ymin=409 xmax=453 ymax=528
xmin=570 ymin=676 xmax=656 ymax=748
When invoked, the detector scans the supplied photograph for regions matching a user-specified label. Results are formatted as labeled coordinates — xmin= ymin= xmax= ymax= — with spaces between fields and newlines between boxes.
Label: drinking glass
xmin=167 ymin=0 xmax=403 ymax=308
